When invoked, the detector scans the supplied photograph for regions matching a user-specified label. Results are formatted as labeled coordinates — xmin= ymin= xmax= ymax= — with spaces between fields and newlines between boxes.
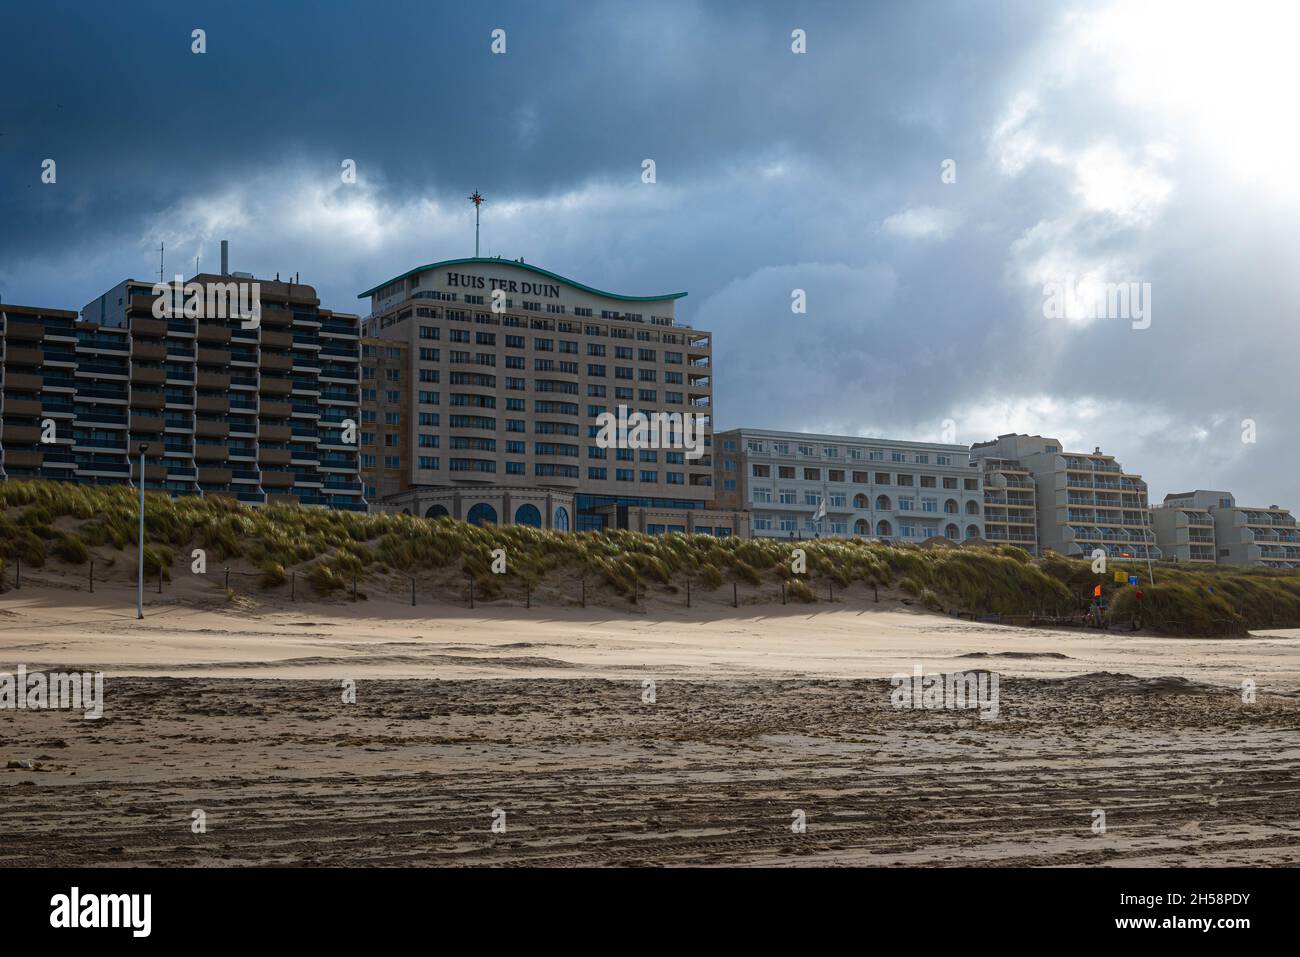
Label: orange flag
xmin=1093 ymin=584 xmax=1102 ymax=597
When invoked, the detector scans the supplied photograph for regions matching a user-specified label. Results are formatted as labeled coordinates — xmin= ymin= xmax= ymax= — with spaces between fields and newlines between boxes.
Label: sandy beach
xmin=2 ymin=584 xmax=1299 ymax=867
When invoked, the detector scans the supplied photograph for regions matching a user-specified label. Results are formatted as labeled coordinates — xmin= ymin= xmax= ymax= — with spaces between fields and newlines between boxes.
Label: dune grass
xmin=1 ymin=479 xmax=1298 ymax=634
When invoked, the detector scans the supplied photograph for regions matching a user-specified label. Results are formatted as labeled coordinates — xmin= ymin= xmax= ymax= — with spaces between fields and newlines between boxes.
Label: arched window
xmin=514 ymin=503 xmax=542 ymax=528
xmin=852 ymin=493 xmax=868 ymax=509
xmin=876 ymin=519 xmax=893 ymax=536
xmin=467 ymin=502 xmax=498 ymax=527
xmin=554 ymin=506 xmax=570 ymax=532
xmin=875 ymin=494 xmax=892 ymax=511
xmin=853 ymin=518 xmax=868 ymax=535
xmin=965 ymin=499 xmax=980 ymax=515
xmin=965 ymin=524 xmax=979 ymax=539
xmin=945 ymin=523 xmax=959 ymax=540
xmin=944 ymin=499 xmax=959 ymax=514
xmin=424 ymin=504 xmax=449 ymax=519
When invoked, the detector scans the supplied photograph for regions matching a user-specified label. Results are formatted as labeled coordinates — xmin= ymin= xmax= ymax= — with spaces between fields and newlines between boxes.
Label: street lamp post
xmin=137 ymin=443 xmax=149 ymax=619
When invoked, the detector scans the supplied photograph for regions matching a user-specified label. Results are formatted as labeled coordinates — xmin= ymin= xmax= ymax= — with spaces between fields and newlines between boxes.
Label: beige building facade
xmin=970 ymin=434 xmax=1159 ymax=561
xmin=1157 ymin=490 xmax=1300 ymax=568
xmin=714 ymin=428 xmax=984 ymax=542
xmin=357 ymin=257 xmax=744 ymax=535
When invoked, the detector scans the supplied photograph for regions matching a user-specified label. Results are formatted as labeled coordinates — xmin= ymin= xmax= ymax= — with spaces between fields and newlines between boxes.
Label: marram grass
xmin=2 ymin=479 xmax=1299 ymax=635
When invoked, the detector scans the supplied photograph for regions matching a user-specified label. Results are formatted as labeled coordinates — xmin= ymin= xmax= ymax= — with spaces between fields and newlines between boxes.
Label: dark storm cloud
xmin=2 ymin=0 xmax=1298 ymax=506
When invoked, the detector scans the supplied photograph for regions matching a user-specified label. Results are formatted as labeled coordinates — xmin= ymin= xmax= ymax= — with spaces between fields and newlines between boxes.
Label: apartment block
xmin=0 ymin=266 xmax=363 ymax=509
xmin=970 ymin=434 xmax=1159 ymax=560
xmin=357 ymin=257 xmax=740 ymax=534
xmin=978 ymin=456 xmax=1039 ymax=553
xmin=713 ymin=428 xmax=984 ymax=542
xmin=1158 ymin=490 xmax=1300 ymax=568
xmin=1150 ymin=493 xmax=1217 ymax=564
xmin=0 ymin=304 xmax=81 ymax=482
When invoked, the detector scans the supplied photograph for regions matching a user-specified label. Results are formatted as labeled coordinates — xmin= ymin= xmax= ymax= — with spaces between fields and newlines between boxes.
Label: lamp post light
xmin=137 ymin=443 xmax=149 ymax=619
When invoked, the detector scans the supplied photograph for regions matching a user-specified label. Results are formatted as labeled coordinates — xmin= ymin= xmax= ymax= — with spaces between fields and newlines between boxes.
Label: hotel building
xmin=969 ymin=434 xmax=1160 ymax=561
xmin=1156 ymin=490 xmax=1300 ymax=568
xmin=0 ymin=265 xmax=364 ymax=509
xmin=357 ymin=257 xmax=744 ymax=535
xmin=712 ymin=428 xmax=985 ymax=542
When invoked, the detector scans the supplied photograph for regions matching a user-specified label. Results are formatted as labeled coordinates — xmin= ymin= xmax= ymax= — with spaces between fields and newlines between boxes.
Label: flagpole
xmin=468 ymin=190 xmax=485 ymax=257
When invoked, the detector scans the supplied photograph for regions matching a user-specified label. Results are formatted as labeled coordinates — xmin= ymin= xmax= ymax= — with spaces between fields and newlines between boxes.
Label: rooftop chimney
xmin=220 ymin=240 xmax=229 ymax=275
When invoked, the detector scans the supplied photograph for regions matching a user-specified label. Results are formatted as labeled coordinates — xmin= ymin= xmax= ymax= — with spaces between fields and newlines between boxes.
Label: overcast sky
xmin=3 ymin=0 xmax=1298 ymax=506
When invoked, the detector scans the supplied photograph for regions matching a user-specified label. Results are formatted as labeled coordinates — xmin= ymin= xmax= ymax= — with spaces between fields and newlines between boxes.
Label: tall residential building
xmin=1 ymin=304 xmax=81 ymax=482
xmin=713 ymin=428 xmax=985 ymax=542
xmin=356 ymin=256 xmax=743 ymax=535
xmin=1157 ymin=490 xmax=1300 ymax=568
xmin=1150 ymin=493 xmax=1217 ymax=564
xmin=977 ymin=456 xmax=1039 ymax=553
xmin=0 ymin=269 xmax=364 ymax=509
xmin=970 ymin=434 xmax=1160 ymax=561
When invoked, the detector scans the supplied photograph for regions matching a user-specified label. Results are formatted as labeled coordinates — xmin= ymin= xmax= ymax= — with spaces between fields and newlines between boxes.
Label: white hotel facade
xmin=713 ymin=428 xmax=985 ymax=542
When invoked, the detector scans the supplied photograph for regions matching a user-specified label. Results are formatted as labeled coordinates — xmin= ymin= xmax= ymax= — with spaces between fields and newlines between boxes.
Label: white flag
xmin=812 ymin=497 xmax=827 ymax=522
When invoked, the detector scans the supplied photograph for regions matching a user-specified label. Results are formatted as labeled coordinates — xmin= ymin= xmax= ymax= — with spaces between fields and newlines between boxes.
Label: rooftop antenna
xmin=468 ymin=190 xmax=485 ymax=257
xmin=158 ymin=242 xmax=165 ymax=283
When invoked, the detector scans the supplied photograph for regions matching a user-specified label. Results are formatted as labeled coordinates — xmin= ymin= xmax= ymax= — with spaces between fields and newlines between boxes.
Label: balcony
xmin=4 ymin=449 xmax=44 ymax=468
xmin=4 ymin=320 xmax=44 ymax=341
xmin=260 ymin=352 xmax=293 ymax=372
xmin=132 ymin=340 xmax=167 ymax=361
xmin=5 ymin=372 xmax=44 ymax=391
xmin=129 ymin=316 xmax=167 ymax=337
xmin=197 ymin=466 xmax=233 ymax=484
xmin=131 ymin=366 xmax=167 ymax=386
xmin=259 ymin=377 xmax=293 ymax=396
xmin=194 ymin=445 xmax=228 ymax=462
xmin=196 ymin=347 xmax=231 ymax=366
xmin=4 ymin=346 xmax=44 ymax=366
xmin=128 ymin=414 xmax=165 ymax=433
xmin=196 ymin=371 xmax=231 ymax=390
xmin=131 ymin=392 xmax=167 ymax=410
xmin=260 ymin=306 xmax=292 ymax=329
xmin=259 ymin=400 xmax=293 ymax=418
xmin=195 ymin=396 xmax=229 ymax=414
xmin=261 ymin=329 xmax=293 ymax=350
xmin=259 ymin=424 xmax=292 ymax=442
xmin=196 ymin=323 xmax=231 ymax=344
xmin=3 ymin=398 xmax=43 ymax=416
xmin=194 ymin=420 xmax=229 ymax=439
xmin=1 ymin=423 xmax=41 ymax=443
xmin=257 ymin=447 xmax=292 ymax=466
xmin=260 ymin=470 xmax=297 ymax=488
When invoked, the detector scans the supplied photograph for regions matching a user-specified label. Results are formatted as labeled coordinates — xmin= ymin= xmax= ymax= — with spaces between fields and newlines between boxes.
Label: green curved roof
xmin=357 ymin=257 xmax=687 ymax=302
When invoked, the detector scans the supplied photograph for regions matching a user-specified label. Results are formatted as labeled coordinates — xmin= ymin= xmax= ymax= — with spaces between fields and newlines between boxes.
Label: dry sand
xmin=2 ymin=583 xmax=1299 ymax=866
